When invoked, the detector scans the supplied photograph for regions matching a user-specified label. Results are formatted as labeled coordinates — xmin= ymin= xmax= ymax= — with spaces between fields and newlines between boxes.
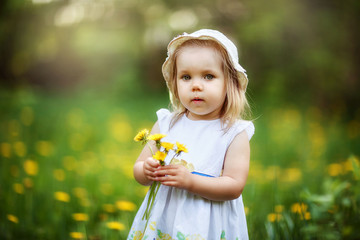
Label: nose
xmin=191 ymin=78 xmax=203 ymax=92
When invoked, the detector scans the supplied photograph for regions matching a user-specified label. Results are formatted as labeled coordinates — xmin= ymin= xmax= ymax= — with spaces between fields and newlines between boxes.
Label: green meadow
xmin=1 ymin=89 xmax=359 ymax=239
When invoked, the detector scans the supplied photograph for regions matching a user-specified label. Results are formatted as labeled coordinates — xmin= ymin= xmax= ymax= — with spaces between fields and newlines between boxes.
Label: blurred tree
xmin=0 ymin=0 xmax=359 ymax=116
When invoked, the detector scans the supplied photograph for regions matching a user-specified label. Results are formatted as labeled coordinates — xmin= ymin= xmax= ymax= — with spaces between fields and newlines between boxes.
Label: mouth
xmin=191 ymin=97 xmax=204 ymax=103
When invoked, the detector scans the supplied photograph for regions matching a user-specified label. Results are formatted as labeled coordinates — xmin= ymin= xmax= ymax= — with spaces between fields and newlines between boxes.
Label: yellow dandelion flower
xmin=54 ymin=191 xmax=70 ymax=202
xmin=327 ymin=163 xmax=343 ymax=176
xmin=14 ymin=141 xmax=27 ymax=157
xmin=72 ymin=213 xmax=89 ymax=221
xmin=70 ymin=232 xmax=84 ymax=239
xmin=53 ymin=169 xmax=66 ymax=181
xmin=7 ymin=214 xmax=19 ymax=224
xmin=291 ymin=202 xmax=308 ymax=214
xmin=148 ymin=134 xmax=166 ymax=141
xmin=282 ymin=168 xmax=302 ymax=182
xmin=73 ymin=187 xmax=87 ymax=198
xmin=153 ymin=151 xmax=166 ymax=162
xmin=103 ymin=204 xmax=116 ymax=213
xmin=80 ymin=198 xmax=91 ymax=207
xmin=13 ymin=183 xmax=24 ymax=194
xmin=24 ymin=159 xmax=38 ymax=176
xmin=36 ymin=140 xmax=54 ymax=157
xmin=161 ymin=142 xmax=174 ymax=152
xmin=1 ymin=142 xmax=11 ymax=158
xmin=116 ymin=200 xmax=136 ymax=211
xmin=63 ymin=156 xmax=77 ymax=171
xmin=23 ymin=177 xmax=33 ymax=188
xmin=106 ymin=221 xmax=125 ymax=230
xmin=176 ymin=142 xmax=188 ymax=154
xmin=275 ymin=205 xmax=284 ymax=213
xmin=134 ymin=129 xmax=149 ymax=143
xmin=267 ymin=213 xmax=282 ymax=222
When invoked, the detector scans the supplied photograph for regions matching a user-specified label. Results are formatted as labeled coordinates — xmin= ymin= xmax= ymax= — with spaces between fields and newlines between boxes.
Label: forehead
xmin=176 ymin=45 xmax=223 ymax=66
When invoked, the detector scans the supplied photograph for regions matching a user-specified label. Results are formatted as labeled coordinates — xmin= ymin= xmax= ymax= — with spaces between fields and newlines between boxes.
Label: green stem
xmin=147 ymin=144 xmax=154 ymax=155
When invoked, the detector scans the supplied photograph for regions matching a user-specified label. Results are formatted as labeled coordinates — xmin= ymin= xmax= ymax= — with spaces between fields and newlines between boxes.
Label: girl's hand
xmin=154 ymin=165 xmax=193 ymax=190
xmin=143 ymin=157 xmax=161 ymax=181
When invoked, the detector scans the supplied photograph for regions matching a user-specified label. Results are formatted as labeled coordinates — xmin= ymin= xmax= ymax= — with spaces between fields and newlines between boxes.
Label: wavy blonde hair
xmin=166 ymin=39 xmax=250 ymax=129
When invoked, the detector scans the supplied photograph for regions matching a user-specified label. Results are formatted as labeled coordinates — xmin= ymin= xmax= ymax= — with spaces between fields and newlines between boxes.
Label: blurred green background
xmin=1 ymin=0 xmax=359 ymax=239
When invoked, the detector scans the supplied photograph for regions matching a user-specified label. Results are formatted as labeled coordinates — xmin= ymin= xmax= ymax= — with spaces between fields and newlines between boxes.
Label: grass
xmin=0 ymin=88 xmax=359 ymax=239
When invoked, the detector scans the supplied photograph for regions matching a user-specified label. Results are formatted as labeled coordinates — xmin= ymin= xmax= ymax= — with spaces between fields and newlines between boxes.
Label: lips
xmin=191 ymin=97 xmax=204 ymax=102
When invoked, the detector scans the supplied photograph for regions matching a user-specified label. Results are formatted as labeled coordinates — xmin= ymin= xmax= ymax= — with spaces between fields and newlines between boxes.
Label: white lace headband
xmin=162 ymin=29 xmax=248 ymax=89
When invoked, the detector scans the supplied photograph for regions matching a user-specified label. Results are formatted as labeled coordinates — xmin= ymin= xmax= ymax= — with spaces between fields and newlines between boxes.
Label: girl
xmin=128 ymin=29 xmax=254 ymax=240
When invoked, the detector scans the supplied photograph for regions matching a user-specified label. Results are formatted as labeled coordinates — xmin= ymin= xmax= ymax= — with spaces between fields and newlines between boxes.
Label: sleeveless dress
xmin=128 ymin=109 xmax=255 ymax=240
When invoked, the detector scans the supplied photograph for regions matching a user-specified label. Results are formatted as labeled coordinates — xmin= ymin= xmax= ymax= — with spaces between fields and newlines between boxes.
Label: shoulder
xmin=232 ymin=120 xmax=255 ymax=141
xmin=156 ymin=108 xmax=174 ymax=134
xmin=156 ymin=108 xmax=171 ymax=119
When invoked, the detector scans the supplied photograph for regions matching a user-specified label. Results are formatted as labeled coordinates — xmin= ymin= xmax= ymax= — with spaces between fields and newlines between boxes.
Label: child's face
xmin=176 ymin=45 xmax=226 ymax=120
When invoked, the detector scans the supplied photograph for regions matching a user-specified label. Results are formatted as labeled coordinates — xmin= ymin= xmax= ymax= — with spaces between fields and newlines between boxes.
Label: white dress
xmin=128 ymin=109 xmax=255 ymax=240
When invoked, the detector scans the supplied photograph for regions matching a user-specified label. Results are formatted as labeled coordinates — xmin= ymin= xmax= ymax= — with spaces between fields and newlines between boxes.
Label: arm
xmin=155 ymin=130 xmax=250 ymax=201
xmin=133 ymin=121 xmax=161 ymax=186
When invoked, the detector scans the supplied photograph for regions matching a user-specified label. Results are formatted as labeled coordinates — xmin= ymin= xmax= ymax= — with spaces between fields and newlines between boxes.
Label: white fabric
xmin=127 ymin=109 xmax=254 ymax=240
xmin=162 ymin=29 xmax=248 ymax=86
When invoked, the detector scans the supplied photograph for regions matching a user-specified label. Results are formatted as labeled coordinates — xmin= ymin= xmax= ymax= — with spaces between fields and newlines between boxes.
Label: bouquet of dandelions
xmin=134 ymin=129 xmax=193 ymax=222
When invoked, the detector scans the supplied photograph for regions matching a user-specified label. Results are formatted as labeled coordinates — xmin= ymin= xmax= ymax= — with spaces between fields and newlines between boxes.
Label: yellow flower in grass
xmin=116 ymin=200 xmax=136 ymax=211
xmin=291 ymin=202 xmax=307 ymax=214
xmin=72 ymin=213 xmax=89 ymax=221
xmin=14 ymin=141 xmax=26 ymax=157
xmin=275 ymin=204 xmax=284 ymax=213
xmin=153 ymin=151 xmax=167 ymax=164
xmin=53 ymin=169 xmax=66 ymax=181
xmin=106 ymin=221 xmax=125 ymax=230
xmin=70 ymin=232 xmax=84 ymax=239
xmin=24 ymin=159 xmax=38 ymax=176
xmin=7 ymin=214 xmax=19 ymax=224
xmin=134 ymin=129 xmax=149 ymax=143
xmin=13 ymin=183 xmax=24 ymax=194
xmin=175 ymin=142 xmax=188 ymax=154
xmin=103 ymin=204 xmax=116 ymax=213
xmin=291 ymin=202 xmax=311 ymax=220
xmin=1 ymin=142 xmax=11 ymax=158
xmin=23 ymin=177 xmax=33 ymax=188
xmin=54 ymin=191 xmax=70 ymax=202
xmin=267 ymin=213 xmax=282 ymax=222
xmin=161 ymin=142 xmax=174 ymax=152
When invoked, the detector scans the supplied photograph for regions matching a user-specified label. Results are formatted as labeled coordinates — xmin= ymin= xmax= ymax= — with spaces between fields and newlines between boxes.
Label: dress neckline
xmin=183 ymin=113 xmax=221 ymax=124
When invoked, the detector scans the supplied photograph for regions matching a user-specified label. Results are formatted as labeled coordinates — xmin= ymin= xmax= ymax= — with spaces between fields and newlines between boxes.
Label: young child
xmin=128 ymin=29 xmax=254 ymax=240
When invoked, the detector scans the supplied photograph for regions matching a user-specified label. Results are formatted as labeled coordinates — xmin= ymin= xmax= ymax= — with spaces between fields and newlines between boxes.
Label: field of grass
xmin=1 ymin=88 xmax=359 ymax=240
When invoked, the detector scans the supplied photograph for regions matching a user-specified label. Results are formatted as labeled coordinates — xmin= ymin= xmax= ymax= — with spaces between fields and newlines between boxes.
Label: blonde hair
xmin=166 ymin=39 xmax=250 ymax=129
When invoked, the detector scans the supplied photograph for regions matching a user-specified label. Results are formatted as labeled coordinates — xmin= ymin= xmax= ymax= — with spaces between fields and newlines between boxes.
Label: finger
xmin=155 ymin=175 xmax=174 ymax=182
xmin=159 ymin=165 xmax=179 ymax=170
xmin=154 ymin=169 xmax=175 ymax=177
